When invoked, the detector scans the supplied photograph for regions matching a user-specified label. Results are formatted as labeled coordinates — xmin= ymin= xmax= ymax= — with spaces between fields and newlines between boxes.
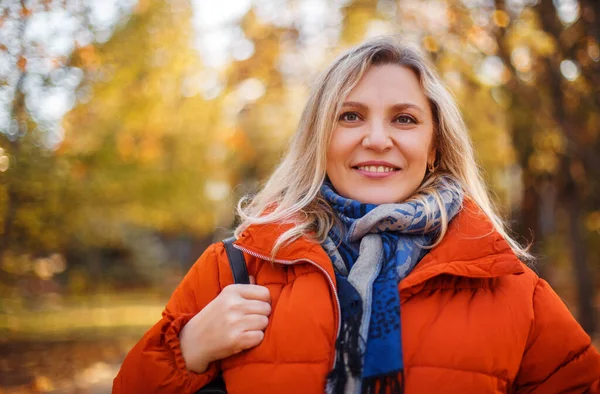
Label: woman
xmin=113 ymin=36 xmax=600 ymax=393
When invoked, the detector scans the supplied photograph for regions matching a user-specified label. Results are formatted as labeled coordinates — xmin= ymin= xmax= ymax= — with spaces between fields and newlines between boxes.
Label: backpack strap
xmin=194 ymin=238 xmax=247 ymax=394
xmin=222 ymin=236 xmax=250 ymax=285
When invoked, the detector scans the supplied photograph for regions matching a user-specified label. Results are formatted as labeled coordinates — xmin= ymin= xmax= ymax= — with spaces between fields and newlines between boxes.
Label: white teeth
xmin=357 ymin=165 xmax=397 ymax=173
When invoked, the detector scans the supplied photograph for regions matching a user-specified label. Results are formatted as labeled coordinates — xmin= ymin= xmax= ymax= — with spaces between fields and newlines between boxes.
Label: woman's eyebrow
xmin=390 ymin=103 xmax=425 ymax=116
xmin=342 ymin=101 xmax=425 ymax=116
xmin=341 ymin=101 xmax=368 ymax=110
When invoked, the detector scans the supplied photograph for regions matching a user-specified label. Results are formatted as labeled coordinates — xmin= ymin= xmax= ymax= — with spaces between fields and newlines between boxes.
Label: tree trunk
xmin=0 ymin=75 xmax=25 ymax=273
xmin=0 ymin=0 xmax=28 ymax=279
xmin=565 ymin=174 xmax=596 ymax=333
xmin=536 ymin=0 xmax=596 ymax=334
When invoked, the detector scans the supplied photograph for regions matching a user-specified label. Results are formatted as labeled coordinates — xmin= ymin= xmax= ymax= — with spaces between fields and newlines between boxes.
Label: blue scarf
xmin=321 ymin=177 xmax=463 ymax=394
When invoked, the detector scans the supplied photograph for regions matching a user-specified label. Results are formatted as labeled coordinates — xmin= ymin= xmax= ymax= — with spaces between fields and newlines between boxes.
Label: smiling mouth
xmin=353 ymin=165 xmax=400 ymax=173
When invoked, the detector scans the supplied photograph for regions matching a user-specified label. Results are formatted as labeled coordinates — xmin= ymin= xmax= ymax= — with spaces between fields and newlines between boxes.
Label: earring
xmin=428 ymin=162 xmax=437 ymax=173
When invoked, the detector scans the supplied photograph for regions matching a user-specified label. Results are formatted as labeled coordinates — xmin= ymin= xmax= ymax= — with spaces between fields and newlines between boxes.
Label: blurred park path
xmin=0 ymin=339 xmax=123 ymax=394
xmin=0 ymin=299 xmax=163 ymax=394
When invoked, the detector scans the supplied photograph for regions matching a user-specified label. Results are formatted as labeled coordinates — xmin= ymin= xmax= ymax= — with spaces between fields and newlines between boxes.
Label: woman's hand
xmin=179 ymin=276 xmax=271 ymax=373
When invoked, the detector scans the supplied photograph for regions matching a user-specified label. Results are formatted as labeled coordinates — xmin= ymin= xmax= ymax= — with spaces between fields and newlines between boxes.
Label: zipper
xmin=233 ymin=243 xmax=341 ymax=369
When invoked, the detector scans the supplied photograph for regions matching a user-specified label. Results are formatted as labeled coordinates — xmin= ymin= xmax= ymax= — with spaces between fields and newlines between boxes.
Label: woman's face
xmin=326 ymin=64 xmax=436 ymax=204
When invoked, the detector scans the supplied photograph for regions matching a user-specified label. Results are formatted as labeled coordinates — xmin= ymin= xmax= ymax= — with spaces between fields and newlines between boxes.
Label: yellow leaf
xmin=532 ymin=32 xmax=557 ymax=57
xmin=585 ymin=211 xmax=600 ymax=232
xmin=20 ymin=7 xmax=32 ymax=18
xmin=17 ymin=56 xmax=27 ymax=72
xmin=492 ymin=10 xmax=510 ymax=28
xmin=423 ymin=36 xmax=439 ymax=53
xmin=33 ymin=375 xmax=54 ymax=392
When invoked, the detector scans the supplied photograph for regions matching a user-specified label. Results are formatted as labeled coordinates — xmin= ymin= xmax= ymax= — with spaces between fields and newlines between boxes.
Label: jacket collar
xmin=234 ymin=220 xmax=336 ymax=279
xmin=398 ymin=200 xmax=525 ymax=293
xmin=234 ymin=200 xmax=524 ymax=290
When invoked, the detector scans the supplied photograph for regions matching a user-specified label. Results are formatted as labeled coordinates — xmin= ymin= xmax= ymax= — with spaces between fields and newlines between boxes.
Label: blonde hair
xmin=234 ymin=35 xmax=530 ymax=261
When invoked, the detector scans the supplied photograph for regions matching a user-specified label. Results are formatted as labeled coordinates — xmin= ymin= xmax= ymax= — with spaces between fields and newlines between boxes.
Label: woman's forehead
xmin=344 ymin=65 xmax=430 ymax=111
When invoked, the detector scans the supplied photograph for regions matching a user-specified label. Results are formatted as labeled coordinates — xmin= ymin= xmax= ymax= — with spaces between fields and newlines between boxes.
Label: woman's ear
xmin=428 ymin=138 xmax=437 ymax=167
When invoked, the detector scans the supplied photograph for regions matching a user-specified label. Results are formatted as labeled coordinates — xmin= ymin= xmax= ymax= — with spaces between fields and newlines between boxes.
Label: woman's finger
xmin=240 ymin=314 xmax=269 ymax=331
xmin=237 ymin=284 xmax=271 ymax=303
xmin=242 ymin=299 xmax=272 ymax=316
xmin=237 ymin=330 xmax=265 ymax=351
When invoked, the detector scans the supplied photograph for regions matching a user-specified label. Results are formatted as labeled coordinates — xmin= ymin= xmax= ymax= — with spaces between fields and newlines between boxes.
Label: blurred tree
xmin=340 ymin=0 xmax=380 ymax=43
xmin=61 ymin=0 xmax=226 ymax=287
xmin=218 ymin=8 xmax=300 ymax=190
xmin=489 ymin=0 xmax=600 ymax=333
xmin=0 ymin=0 xmax=96 ymax=285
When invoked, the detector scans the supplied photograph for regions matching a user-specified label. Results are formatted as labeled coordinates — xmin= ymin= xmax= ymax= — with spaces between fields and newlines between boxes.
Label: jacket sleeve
xmin=112 ymin=243 xmax=226 ymax=394
xmin=514 ymin=278 xmax=600 ymax=393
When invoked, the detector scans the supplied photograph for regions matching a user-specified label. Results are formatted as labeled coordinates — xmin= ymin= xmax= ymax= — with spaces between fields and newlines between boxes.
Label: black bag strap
xmin=194 ymin=238 xmax=248 ymax=394
xmin=222 ymin=236 xmax=249 ymax=285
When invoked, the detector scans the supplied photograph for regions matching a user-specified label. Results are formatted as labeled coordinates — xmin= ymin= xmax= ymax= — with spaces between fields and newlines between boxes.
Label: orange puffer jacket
xmin=113 ymin=203 xmax=600 ymax=393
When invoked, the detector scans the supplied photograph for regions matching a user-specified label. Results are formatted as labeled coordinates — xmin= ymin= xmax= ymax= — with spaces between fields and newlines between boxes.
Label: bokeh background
xmin=0 ymin=0 xmax=599 ymax=392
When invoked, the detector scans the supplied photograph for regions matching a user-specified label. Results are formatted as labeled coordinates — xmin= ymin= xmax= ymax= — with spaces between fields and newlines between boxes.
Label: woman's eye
xmin=339 ymin=112 xmax=361 ymax=122
xmin=395 ymin=115 xmax=417 ymax=124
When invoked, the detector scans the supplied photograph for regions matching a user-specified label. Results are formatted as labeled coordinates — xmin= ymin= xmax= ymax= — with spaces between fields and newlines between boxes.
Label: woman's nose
xmin=362 ymin=121 xmax=393 ymax=150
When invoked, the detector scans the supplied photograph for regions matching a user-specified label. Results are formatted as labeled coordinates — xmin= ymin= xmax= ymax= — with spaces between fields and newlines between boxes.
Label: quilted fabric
xmin=113 ymin=201 xmax=600 ymax=393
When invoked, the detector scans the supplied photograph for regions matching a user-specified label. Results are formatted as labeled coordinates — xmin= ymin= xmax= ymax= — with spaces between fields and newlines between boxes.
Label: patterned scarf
xmin=321 ymin=176 xmax=463 ymax=394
